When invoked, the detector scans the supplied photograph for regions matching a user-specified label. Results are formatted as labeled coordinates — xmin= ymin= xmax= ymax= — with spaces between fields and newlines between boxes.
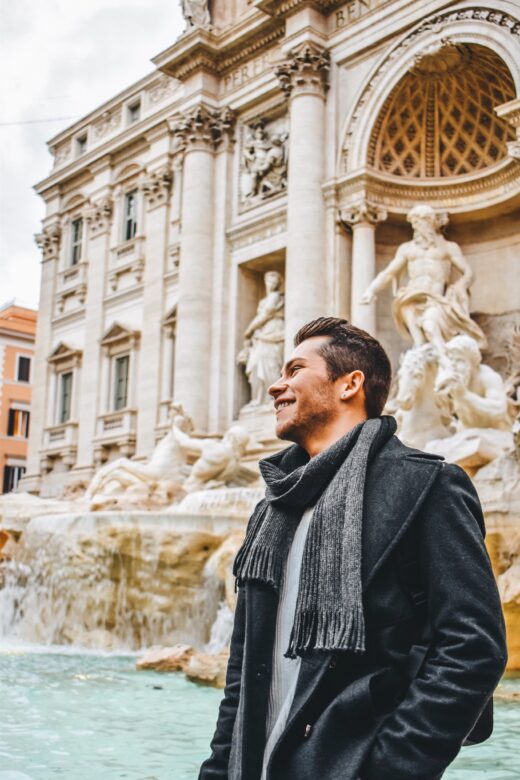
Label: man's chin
xmin=275 ymin=418 xmax=300 ymax=442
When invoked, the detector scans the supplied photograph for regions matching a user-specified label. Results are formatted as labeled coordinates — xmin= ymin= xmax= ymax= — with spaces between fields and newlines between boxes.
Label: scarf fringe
xmin=284 ymin=605 xmax=366 ymax=659
xmin=235 ymin=544 xmax=285 ymax=592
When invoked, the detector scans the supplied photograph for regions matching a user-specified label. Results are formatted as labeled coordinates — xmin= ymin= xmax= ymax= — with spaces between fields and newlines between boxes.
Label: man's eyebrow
xmin=282 ymin=357 xmax=308 ymax=373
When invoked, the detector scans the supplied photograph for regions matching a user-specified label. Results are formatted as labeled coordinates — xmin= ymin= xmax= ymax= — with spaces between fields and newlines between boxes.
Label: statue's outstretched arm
xmin=172 ymin=425 xmax=204 ymax=457
xmin=361 ymin=245 xmax=408 ymax=303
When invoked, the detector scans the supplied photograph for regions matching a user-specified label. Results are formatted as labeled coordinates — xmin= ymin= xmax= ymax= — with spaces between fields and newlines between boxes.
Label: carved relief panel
xmin=239 ymin=115 xmax=288 ymax=210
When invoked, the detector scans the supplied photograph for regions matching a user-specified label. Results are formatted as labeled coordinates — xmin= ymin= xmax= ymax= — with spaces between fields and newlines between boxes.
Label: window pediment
xmin=48 ymin=342 xmax=83 ymax=368
xmin=100 ymin=322 xmax=140 ymax=351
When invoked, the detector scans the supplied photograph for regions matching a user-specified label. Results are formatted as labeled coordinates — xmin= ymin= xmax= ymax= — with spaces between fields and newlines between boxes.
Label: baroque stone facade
xmin=22 ymin=0 xmax=520 ymax=497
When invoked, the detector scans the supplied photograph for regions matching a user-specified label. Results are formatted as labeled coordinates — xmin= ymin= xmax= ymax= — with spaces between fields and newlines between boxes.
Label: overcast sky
xmin=0 ymin=0 xmax=185 ymax=309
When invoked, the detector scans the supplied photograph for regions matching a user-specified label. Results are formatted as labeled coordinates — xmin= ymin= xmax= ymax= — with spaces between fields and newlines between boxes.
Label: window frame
xmin=70 ymin=216 xmax=83 ymax=266
xmin=127 ymin=100 xmax=141 ymax=125
xmin=16 ymin=354 xmax=31 ymax=383
xmin=112 ymin=353 xmax=130 ymax=412
xmin=123 ymin=189 xmax=138 ymax=242
xmin=58 ymin=371 xmax=73 ymax=424
xmin=7 ymin=408 xmax=30 ymax=438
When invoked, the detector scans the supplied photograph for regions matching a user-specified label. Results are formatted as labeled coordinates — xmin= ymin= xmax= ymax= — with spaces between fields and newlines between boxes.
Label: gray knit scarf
xmin=233 ymin=415 xmax=397 ymax=658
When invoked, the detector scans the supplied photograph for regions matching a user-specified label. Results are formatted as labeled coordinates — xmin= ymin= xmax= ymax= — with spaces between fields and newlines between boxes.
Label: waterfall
xmin=0 ymin=511 xmax=237 ymax=652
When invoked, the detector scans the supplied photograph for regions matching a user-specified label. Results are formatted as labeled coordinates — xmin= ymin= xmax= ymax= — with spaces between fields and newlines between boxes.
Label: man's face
xmin=268 ymin=336 xmax=338 ymax=444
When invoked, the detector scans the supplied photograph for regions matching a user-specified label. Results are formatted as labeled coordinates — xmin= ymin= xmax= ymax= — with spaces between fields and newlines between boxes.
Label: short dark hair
xmin=294 ymin=317 xmax=392 ymax=418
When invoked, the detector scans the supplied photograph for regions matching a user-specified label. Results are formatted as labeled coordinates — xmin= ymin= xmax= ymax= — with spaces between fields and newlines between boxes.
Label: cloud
xmin=0 ymin=0 xmax=184 ymax=307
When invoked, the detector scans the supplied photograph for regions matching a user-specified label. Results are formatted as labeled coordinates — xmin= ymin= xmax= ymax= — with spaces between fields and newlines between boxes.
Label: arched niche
xmin=338 ymin=5 xmax=520 ymax=218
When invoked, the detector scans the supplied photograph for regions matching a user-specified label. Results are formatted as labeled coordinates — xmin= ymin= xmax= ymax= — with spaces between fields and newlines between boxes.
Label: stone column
xmin=135 ymin=162 xmax=172 ymax=456
xmin=169 ymin=104 xmax=234 ymax=430
xmin=20 ymin=223 xmax=61 ymax=493
xmin=276 ymin=43 xmax=330 ymax=351
xmin=339 ymin=201 xmax=387 ymax=333
xmin=75 ymin=196 xmax=113 ymax=471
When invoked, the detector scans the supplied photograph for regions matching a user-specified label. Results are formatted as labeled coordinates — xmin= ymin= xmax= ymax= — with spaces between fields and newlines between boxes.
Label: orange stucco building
xmin=0 ymin=301 xmax=37 ymax=493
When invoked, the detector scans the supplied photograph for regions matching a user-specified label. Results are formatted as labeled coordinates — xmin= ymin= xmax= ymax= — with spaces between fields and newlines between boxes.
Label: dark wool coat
xmin=199 ymin=436 xmax=507 ymax=780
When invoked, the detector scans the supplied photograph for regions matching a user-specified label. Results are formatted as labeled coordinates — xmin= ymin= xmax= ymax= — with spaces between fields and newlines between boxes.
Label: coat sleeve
xmin=360 ymin=463 xmax=508 ymax=780
xmin=198 ymin=584 xmax=246 ymax=779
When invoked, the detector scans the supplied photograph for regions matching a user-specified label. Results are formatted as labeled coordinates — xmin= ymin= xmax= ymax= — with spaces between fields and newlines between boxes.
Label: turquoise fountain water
xmin=0 ymin=647 xmax=518 ymax=780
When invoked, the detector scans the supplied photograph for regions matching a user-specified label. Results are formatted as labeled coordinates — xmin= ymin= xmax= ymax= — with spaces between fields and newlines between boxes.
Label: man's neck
xmin=303 ymin=412 xmax=368 ymax=458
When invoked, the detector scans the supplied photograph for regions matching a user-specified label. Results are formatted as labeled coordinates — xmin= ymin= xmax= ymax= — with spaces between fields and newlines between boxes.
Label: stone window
xmin=113 ymin=354 xmax=130 ymax=411
xmin=59 ymin=371 xmax=73 ymax=423
xmin=123 ymin=190 xmax=138 ymax=241
xmin=47 ymin=342 xmax=82 ymax=427
xmin=75 ymin=134 xmax=87 ymax=157
xmin=368 ymin=44 xmax=516 ymax=178
xmin=127 ymin=100 xmax=141 ymax=125
xmin=16 ymin=355 xmax=31 ymax=383
xmin=70 ymin=217 xmax=83 ymax=266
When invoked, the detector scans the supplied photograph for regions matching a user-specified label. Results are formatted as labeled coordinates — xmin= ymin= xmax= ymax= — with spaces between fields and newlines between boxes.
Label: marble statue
xmin=435 ymin=335 xmax=512 ymax=431
xmin=171 ymin=421 xmax=258 ymax=493
xmin=242 ymin=121 xmax=288 ymax=200
xmin=426 ymin=335 xmax=513 ymax=470
xmin=180 ymin=0 xmax=211 ymax=29
xmin=237 ymin=270 xmax=285 ymax=407
xmin=361 ymin=205 xmax=485 ymax=351
xmin=85 ymin=404 xmax=193 ymax=509
xmin=385 ymin=343 xmax=452 ymax=450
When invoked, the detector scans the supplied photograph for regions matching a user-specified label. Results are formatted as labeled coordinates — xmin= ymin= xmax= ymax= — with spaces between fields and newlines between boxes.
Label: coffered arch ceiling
xmin=368 ymin=44 xmax=516 ymax=180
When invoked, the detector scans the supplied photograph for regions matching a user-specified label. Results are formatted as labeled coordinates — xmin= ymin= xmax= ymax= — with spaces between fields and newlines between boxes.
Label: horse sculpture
xmin=387 ymin=343 xmax=452 ymax=450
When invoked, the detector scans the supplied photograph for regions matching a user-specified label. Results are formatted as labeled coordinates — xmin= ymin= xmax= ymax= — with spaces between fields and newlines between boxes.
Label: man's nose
xmin=268 ymin=376 xmax=286 ymax=398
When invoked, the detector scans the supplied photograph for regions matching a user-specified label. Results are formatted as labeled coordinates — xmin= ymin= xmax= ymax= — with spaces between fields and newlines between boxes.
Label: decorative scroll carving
xmin=141 ymin=166 xmax=173 ymax=209
xmin=241 ymin=119 xmax=288 ymax=202
xmin=85 ymin=197 xmax=113 ymax=237
xmin=93 ymin=109 xmax=122 ymax=139
xmin=35 ymin=224 xmax=61 ymax=261
xmin=169 ymin=105 xmax=235 ymax=156
xmin=339 ymin=199 xmax=387 ymax=227
xmin=275 ymin=42 xmax=330 ymax=98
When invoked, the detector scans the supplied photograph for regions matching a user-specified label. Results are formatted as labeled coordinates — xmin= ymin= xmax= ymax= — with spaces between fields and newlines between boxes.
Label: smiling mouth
xmin=275 ymin=400 xmax=296 ymax=414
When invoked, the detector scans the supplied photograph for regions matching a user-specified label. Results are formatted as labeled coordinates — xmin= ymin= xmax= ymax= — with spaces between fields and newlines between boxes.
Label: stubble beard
xmin=276 ymin=384 xmax=337 ymax=445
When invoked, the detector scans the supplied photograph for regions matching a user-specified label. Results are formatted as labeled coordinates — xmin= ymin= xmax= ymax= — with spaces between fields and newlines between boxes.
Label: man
xmin=199 ymin=317 xmax=507 ymax=780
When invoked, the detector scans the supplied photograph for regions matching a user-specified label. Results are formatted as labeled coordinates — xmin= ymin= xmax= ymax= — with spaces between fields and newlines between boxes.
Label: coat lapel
xmin=361 ymin=444 xmax=443 ymax=591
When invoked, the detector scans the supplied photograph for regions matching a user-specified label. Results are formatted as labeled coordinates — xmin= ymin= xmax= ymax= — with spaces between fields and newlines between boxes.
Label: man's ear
xmin=340 ymin=370 xmax=365 ymax=401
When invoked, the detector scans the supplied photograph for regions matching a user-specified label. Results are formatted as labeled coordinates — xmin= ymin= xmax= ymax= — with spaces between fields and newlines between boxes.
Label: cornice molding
xmin=152 ymin=14 xmax=283 ymax=82
xmin=255 ymin=0 xmax=344 ymax=18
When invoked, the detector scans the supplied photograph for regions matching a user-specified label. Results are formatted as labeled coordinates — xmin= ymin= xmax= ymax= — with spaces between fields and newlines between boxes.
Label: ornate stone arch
xmin=338 ymin=4 xmax=520 ymax=215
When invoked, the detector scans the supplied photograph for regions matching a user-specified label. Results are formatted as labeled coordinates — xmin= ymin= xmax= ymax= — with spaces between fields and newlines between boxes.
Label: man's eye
xmin=291 ymin=366 xmax=302 ymax=373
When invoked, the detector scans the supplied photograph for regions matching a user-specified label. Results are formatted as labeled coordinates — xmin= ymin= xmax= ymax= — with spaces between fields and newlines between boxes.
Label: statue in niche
xmin=85 ymin=403 xmax=192 ymax=509
xmin=237 ymin=270 xmax=285 ymax=407
xmin=180 ymin=0 xmax=211 ymax=30
xmin=361 ymin=204 xmax=486 ymax=351
xmin=242 ymin=120 xmax=288 ymax=200
xmin=171 ymin=419 xmax=258 ymax=492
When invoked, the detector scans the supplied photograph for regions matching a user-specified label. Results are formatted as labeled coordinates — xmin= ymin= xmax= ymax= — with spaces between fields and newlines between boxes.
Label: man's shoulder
xmin=377 ymin=434 xmax=445 ymax=464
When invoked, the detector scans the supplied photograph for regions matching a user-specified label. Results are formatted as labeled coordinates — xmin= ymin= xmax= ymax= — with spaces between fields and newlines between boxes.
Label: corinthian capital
xmin=169 ymin=104 xmax=235 ymax=155
xmin=275 ymin=42 xmax=330 ymax=99
xmin=141 ymin=166 xmax=173 ymax=210
xmin=339 ymin=200 xmax=387 ymax=228
xmin=85 ymin=197 xmax=113 ymax=237
xmin=35 ymin=223 xmax=61 ymax=261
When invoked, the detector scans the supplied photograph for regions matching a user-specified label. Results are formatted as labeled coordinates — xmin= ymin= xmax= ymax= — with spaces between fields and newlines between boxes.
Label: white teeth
xmin=277 ymin=400 xmax=294 ymax=409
